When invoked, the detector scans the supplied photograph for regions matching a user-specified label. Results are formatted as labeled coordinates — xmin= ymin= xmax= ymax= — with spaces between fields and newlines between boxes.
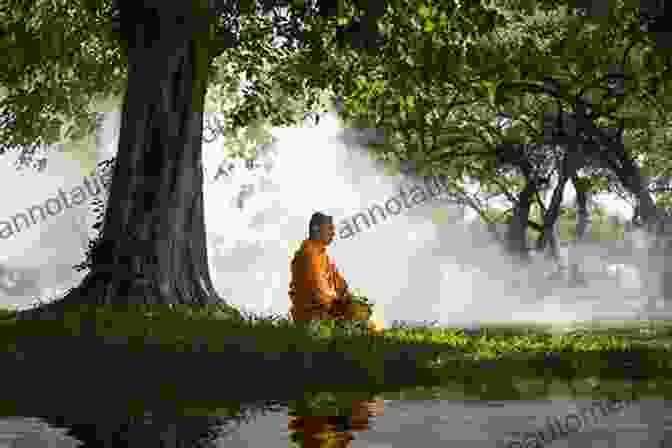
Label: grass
xmin=2 ymin=301 xmax=672 ymax=411
xmin=2 ymin=302 xmax=672 ymax=360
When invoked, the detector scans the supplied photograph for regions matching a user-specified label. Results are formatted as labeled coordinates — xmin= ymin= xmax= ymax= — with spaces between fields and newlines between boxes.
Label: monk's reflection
xmin=288 ymin=398 xmax=385 ymax=448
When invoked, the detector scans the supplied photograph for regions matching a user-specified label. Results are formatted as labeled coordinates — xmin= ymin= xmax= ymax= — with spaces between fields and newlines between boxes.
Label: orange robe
xmin=288 ymin=399 xmax=385 ymax=448
xmin=289 ymin=239 xmax=349 ymax=321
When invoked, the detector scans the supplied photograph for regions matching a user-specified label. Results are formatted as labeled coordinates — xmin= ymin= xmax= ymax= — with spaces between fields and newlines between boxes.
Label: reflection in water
xmin=46 ymin=413 xmax=227 ymax=448
xmin=36 ymin=409 xmax=271 ymax=448
xmin=3 ymin=387 xmax=669 ymax=447
xmin=288 ymin=398 xmax=385 ymax=448
xmin=20 ymin=397 xmax=384 ymax=448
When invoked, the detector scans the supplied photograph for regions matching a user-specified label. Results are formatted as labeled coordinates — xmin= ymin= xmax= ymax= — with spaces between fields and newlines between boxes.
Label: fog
xmin=1 ymin=106 xmax=669 ymax=329
xmin=196 ymin=108 xmax=668 ymax=329
xmin=0 ymin=147 xmax=91 ymax=307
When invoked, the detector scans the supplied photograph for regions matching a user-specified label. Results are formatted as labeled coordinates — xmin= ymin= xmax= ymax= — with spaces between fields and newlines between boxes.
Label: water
xmin=2 ymin=390 xmax=670 ymax=447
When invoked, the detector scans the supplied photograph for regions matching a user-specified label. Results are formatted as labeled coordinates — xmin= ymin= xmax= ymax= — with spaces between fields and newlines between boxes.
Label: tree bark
xmin=536 ymin=175 xmax=568 ymax=263
xmin=573 ymin=176 xmax=592 ymax=242
xmin=594 ymin=139 xmax=672 ymax=307
xmin=18 ymin=3 xmax=240 ymax=319
xmin=569 ymin=175 xmax=590 ymax=286
xmin=611 ymin=150 xmax=663 ymax=229
xmin=506 ymin=179 xmax=536 ymax=264
xmin=536 ymin=140 xmax=584 ymax=260
xmin=606 ymin=146 xmax=671 ymax=300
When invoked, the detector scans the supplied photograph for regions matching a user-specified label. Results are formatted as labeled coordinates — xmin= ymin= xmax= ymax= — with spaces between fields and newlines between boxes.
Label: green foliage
xmin=72 ymin=157 xmax=115 ymax=275
xmin=547 ymin=202 xmax=627 ymax=242
xmin=5 ymin=0 xmax=671 ymax=200
xmin=202 ymin=37 xmax=335 ymax=164
xmin=5 ymin=300 xmax=672 ymax=402
xmin=0 ymin=0 xmax=125 ymax=168
xmin=204 ymin=11 xmax=335 ymax=140
xmin=4 ymin=302 xmax=672 ymax=367
xmin=59 ymin=127 xmax=98 ymax=174
xmin=483 ymin=207 xmax=511 ymax=225
xmin=349 ymin=292 xmax=375 ymax=315
xmin=0 ymin=0 xmax=369 ymax=171
xmin=2 ymin=0 xmax=671 ymax=280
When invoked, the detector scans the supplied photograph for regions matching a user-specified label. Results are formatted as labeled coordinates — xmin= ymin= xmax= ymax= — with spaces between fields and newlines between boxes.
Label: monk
xmin=289 ymin=212 xmax=381 ymax=333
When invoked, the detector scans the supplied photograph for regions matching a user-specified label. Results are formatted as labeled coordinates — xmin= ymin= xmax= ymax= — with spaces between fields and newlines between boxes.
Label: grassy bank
xmin=2 ymin=302 xmax=672 ymax=409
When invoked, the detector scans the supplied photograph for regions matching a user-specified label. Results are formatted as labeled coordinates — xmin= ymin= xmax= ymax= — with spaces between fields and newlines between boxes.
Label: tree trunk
xmin=506 ymin=179 xmax=536 ymax=264
xmin=536 ymin=142 xmax=584 ymax=261
xmin=574 ymin=177 xmax=592 ymax=241
xmin=18 ymin=3 xmax=240 ymax=319
xmin=536 ymin=175 xmax=568 ymax=263
xmin=569 ymin=175 xmax=590 ymax=286
xmin=612 ymin=150 xmax=663 ymax=229
xmin=602 ymin=142 xmax=671 ymax=308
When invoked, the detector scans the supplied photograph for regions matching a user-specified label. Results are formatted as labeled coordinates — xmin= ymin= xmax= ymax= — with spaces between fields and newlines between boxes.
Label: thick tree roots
xmin=15 ymin=271 xmax=243 ymax=322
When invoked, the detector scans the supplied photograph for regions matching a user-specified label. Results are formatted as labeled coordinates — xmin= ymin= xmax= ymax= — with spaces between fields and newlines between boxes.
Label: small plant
xmin=350 ymin=290 xmax=375 ymax=315
xmin=73 ymin=157 xmax=116 ymax=275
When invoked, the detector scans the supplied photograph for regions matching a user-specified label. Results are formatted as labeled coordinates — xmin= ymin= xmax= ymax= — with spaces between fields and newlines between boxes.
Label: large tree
xmin=3 ymin=0 xmax=514 ymax=320
xmin=2 ymin=0 xmax=388 ymax=319
xmin=5 ymin=0 xmax=670 ymax=319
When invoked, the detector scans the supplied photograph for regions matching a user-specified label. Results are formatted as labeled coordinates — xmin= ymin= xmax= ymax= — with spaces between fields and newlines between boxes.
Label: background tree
xmin=290 ymin=1 xmax=672 ymax=280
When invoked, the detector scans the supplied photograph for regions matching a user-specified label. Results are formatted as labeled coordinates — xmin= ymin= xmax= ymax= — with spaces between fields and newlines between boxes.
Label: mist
xmin=196 ymin=108 xmax=666 ymax=329
xmin=2 ymin=106 xmax=668 ymax=329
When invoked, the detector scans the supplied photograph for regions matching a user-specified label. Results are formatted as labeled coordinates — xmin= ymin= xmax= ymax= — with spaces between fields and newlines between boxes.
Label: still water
xmin=2 ymin=388 xmax=669 ymax=447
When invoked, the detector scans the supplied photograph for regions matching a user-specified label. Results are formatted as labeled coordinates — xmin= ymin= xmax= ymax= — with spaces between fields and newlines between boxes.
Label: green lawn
xmin=2 ymin=302 xmax=672 ymax=407
xmin=1 ymin=302 xmax=670 ymax=351
xmin=2 ymin=302 xmax=672 ymax=359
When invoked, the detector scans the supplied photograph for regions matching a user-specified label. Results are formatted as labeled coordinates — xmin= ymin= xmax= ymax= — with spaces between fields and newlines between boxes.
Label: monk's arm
xmin=333 ymin=268 xmax=351 ymax=301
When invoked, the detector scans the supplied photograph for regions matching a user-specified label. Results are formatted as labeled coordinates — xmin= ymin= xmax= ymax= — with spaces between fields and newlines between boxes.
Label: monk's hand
xmin=329 ymin=294 xmax=347 ymax=316
xmin=341 ymin=290 xmax=354 ymax=304
xmin=314 ymin=292 xmax=337 ymax=310
xmin=335 ymin=285 xmax=351 ymax=300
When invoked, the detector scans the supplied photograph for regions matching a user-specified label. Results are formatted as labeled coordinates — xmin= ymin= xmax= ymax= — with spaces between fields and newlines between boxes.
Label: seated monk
xmin=289 ymin=212 xmax=381 ymax=333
